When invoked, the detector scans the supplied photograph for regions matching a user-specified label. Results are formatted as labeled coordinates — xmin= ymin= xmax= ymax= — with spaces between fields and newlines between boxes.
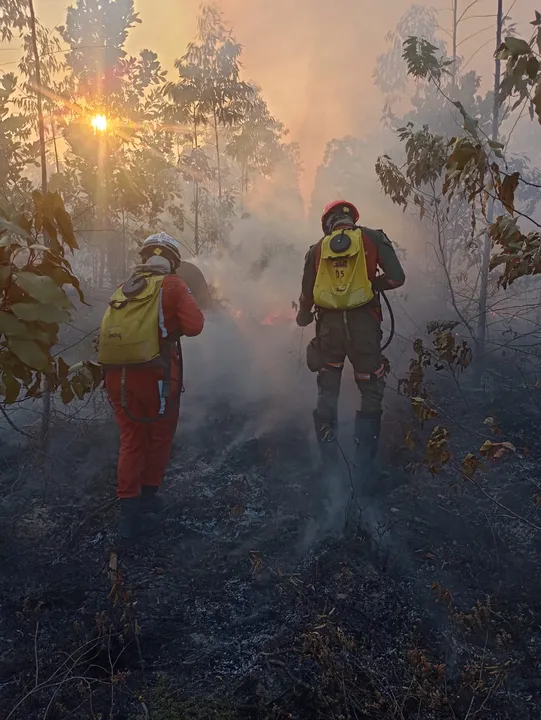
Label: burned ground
xmin=1 ymin=365 xmax=541 ymax=720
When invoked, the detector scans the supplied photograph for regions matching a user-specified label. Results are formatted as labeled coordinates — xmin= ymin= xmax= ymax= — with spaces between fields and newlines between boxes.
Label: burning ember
xmin=230 ymin=308 xmax=296 ymax=325
xmin=260 ymin=310 xmax=296 ymax=326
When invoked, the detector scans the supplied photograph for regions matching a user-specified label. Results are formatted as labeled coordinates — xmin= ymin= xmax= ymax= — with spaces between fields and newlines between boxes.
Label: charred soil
xmin=0 ymin=377 xmax=540 ymax=720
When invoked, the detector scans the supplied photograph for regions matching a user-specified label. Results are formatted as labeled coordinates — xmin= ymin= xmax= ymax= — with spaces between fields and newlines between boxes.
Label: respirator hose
xmin=380 ymin=291 xmax=395 ymax=351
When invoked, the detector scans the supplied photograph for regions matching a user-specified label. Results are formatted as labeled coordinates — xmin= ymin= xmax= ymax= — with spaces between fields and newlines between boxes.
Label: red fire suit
xmin=105 ymin=275 xmax=204 ymax=499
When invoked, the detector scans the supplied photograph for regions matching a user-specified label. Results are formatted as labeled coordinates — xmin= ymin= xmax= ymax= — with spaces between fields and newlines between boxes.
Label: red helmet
xmin=321 ymin=200 xmax=359 ymax=234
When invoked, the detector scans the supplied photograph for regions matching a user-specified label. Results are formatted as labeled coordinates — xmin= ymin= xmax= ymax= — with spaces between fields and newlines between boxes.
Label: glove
xmin=296 ymin=308 xmax=314 ymax=327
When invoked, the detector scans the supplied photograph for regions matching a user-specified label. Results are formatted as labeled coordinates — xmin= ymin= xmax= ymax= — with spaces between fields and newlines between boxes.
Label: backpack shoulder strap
xmin=357 ymin=225 xmax=379 ymax=246
xmin=314 ymin=238 xmax=324 ymax=272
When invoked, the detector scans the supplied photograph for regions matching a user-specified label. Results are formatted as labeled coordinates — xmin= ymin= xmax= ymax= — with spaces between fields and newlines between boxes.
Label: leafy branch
xmin=0 ymin=191 xmax=102 ymax=409
xmin=378 ymin=20 xmax=541 ymax=294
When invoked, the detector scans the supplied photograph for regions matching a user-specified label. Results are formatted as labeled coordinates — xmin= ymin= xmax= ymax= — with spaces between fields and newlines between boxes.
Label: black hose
xmin=380 ymin=291 xmax=395 ymax=351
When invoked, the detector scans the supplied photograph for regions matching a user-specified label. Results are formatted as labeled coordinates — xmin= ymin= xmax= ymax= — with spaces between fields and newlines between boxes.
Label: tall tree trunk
xmin=29 ymin=0 xmax=52 ymax=457
xmin=99 ymin=245 xmax=106 ymax=288
xmin=452 ymin=0 xmax=458 ymax=86
xmin=475 ymin=0 xmax=503 ymax=380
xmin=95 ymin=132 xmax=112 ymax=284
xmin=29 ymin=2 xmax=47 ymax=197
xmin=213 ymin=111 xmax=222 ymax=201
xmin=51 ymin=118 xmax=60 ymax=174
xmin=193 ymin=113 xmax=200 ymax=255
xmin=194 ymin=182 xmax=200 ymax=255
xmin=121 ymin=208 xmax=126 ymax=278
xmin=239 ymin=162 xmax=246 ymax=212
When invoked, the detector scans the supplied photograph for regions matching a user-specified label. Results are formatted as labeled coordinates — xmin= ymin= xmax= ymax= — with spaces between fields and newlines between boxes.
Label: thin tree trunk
xmin=243 ymin=164 xmax=249 ymax=204
xmin=475 ymin=0 xmax=503 ymax=379
xmin=51 ymin=118 xmax=60 ymax=174
xmin=29 ymin=0 xmax=52 ymax=457
xmin=29 ymin=2 xmax=47 ymax=196
xmin=194 ymin=182 xmax=200 ymax=255
xmin=213 ymin=111 xmax=222 ymax=201
xmin=536 ymin=283 xmax=541 ymax=328
xmin=239 ymin=162 xmax=246 ymax=212
xmin=452 ymin=0 xmax=458 ymax=86
xmin=99 ymin=245 xmax=106 ymax=288
xmin=193 ymin=112 xmax=200 ymax=255
xmin=433 ymin=184 xmax=473 ymax=337
xmin=121 ymin=208 xmax=126 ymax=278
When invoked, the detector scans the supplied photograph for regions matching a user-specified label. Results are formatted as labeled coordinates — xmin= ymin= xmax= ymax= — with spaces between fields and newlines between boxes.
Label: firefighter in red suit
xmin=99 ymin=233 xmax=204 ymax=540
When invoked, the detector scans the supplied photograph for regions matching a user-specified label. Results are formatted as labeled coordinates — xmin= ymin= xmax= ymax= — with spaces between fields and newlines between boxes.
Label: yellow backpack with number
xmin=313 ymin=227 xmax=374 ymax=310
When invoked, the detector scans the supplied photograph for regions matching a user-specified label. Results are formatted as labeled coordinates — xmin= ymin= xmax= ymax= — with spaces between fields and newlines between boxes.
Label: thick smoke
xmin=180 ymin=214 xmax=316 ymax=438
xmin=24 ymin=0 xmax=538 ymax=541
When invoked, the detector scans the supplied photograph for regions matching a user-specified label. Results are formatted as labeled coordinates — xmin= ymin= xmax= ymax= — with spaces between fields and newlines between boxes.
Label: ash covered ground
xmin=1 ymin=312 xmax=541 ymax=719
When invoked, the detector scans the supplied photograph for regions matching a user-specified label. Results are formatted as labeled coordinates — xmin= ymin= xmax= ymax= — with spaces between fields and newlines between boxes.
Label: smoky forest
xmin=1 ymin=1 xmax=541 ymax=718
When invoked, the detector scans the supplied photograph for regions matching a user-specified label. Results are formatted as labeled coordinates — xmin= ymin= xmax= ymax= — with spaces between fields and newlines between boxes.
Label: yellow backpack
xmin=313 ymin=227 xmax=374 ymax=310
xmin=98 ymin=273 xmax=168 ymax=367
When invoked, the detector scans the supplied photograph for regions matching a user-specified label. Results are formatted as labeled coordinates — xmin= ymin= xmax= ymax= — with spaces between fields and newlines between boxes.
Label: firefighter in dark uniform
xmin=176 ymin=260 xmax=213 ymax=310
xmin=296 ymin=200 xmax=405 ymax=490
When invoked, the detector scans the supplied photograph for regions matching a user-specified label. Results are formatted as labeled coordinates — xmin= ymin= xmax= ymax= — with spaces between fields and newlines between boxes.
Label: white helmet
xmin=140 ymin=232 xmax=182 ymax=269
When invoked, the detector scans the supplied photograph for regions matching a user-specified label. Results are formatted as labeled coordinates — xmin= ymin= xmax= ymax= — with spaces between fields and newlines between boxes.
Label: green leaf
xmin=534 ymin=80 xmax=541 ymax=123
xmin=42 ymin=218 xmax=58 ymax=249
xmin=1 ymin=372 xmax=21 ymax=403
xmin=32 ymin=190 xmax=43 ymax=210
xmin=12 ymin=212 xmax=32 ymax=237
xmin=526 ymin=55 xmax=540 ymax=80
xmin=86 ymin=360 xmax=103 ymax=387
xmin=7 ymin=338 xmax=51 ymax=372
xmin=27 ymin=321 xmax=59 ymax=345
xmin=0 ymin=311 xmax=27 ymax=337
xmin=70 ymin=375 xmax=86 ymax=400
xmin=0 ymin=217 xmax=31 ymax=241
xmin=0 ymin=266 xmax=11 ymax=287
xmin=10 ymin=302 xmax=71 ymax=324
xmin=60 ymin=379 xmax=74 ymax=404
xmin=14 ymin=271 xmax=72 ymax=308
xmin=453 ymin=101 xmax=478 ymax=137
xmin=57 ymin=356 xmax=70 ymax=382
xmin=54 ymin=207 xmax=78 ymax=250
xmin=48 ymin=266 xmax=87 ymax=304
xmin=0 ymin=235 xmax=20 ymax=249
xmin=42 ymin=191 xmax=62 ymax=220
xmin=504 ymin=37 xmax=533 ymax=56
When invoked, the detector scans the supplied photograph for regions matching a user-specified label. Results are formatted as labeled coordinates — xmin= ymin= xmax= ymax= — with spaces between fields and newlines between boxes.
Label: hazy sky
xmin=1 ymin=0 xmax=533 ymax=198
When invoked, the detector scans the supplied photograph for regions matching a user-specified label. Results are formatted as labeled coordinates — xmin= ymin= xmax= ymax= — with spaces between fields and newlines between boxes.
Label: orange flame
xmin=260 ymin=310 xmax=296 ymax=326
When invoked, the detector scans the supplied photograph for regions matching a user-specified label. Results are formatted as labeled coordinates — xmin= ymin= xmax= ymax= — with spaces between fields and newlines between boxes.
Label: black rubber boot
xmin=313 ymin=410 xmax=339 ymax=472
xmin=118 ymin=497 xmax=159 ymax=540
xmin=354 ymin=411 xmax=382 ymax=498
xmin=141 ymin=485 xmax=165 ymax=514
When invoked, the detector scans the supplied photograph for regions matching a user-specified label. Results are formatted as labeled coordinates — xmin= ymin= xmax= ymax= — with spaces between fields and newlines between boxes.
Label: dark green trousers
xmin=308 ymin=306 xmax=386 ymax=424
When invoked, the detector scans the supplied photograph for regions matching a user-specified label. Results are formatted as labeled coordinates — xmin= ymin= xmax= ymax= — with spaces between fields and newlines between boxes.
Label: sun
xmin=90 ymin=114 xmax=108 ymax=133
